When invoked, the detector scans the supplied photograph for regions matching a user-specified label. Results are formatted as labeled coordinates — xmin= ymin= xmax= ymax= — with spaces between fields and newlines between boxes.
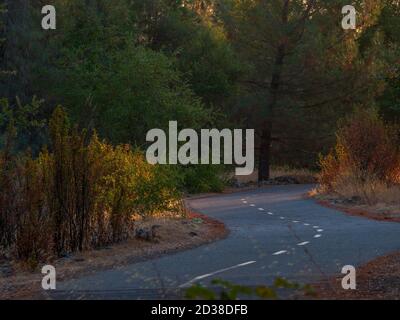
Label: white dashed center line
xmin=239 ymin=195 xmax=326 ymax=260
xmin=179 ymin=260 xmax=256 ymax=288
xmin=297 ymin=241 xmax=310 ymax=246
xmin=272 ymin=250 xmax=287 ymax=255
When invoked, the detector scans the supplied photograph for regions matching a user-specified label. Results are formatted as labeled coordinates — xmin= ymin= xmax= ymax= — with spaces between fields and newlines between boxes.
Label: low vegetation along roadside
xmin=0 ymin=107 xmax=184 ymax=268
xmin=0 ymin=107 xmax=227 ymax=281
xmin=312 ymin=108 xmax=400 ymax=222
xmin=310 ymin=108 xmax=400 ymax=299
xmin=0 ymin=107 xmax=228 ymax=298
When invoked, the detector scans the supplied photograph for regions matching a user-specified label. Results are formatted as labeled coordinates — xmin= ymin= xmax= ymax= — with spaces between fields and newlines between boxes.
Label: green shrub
xmin=180 ymin=165 xmax=228 ymax=194
xmin=0 ymin=107 xmax=184 ymax=264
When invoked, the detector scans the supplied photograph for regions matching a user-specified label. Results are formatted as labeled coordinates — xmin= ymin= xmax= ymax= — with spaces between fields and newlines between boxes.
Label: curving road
xmin=49 ymin=185 xmax=400 ymax=299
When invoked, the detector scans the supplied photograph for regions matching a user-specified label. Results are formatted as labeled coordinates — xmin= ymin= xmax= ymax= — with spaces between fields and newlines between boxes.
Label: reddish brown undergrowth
xmin=317 ymin=108 xmax=400 ymax=208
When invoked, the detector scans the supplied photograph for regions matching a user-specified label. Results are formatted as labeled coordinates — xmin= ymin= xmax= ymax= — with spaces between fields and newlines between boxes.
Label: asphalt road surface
xmin=49 ymin=185 xmax=400 ymax=299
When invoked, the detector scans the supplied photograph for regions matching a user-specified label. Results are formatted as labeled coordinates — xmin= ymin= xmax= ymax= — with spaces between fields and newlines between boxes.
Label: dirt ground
xmin=0 ymin=211 xmax=228 ymax=300
xmin=313 ymin=250 xmax=400 ymax=300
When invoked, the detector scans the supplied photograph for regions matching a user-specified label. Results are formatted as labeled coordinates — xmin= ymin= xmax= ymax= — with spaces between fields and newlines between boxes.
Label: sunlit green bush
xmin=179 ymin=164 xmax=229 ymax=194
xmin=0 ymin=107 xmax=183 ymax=265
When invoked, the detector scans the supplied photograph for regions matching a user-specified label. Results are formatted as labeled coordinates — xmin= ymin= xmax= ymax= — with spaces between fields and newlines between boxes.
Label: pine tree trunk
xmin=257 ymin=1 xmax=289 ymax=182
xmin=258 ymin=124 xmax=272 ymax=181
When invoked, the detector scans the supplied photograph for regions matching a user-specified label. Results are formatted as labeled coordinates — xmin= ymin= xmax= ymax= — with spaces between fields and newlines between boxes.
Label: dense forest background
xmin=1 ymin=0 xmax=399 ymax=185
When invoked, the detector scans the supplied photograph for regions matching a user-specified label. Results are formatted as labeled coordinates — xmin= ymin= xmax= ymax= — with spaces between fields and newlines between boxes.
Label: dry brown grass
xmin=317 ymin=174 xmax=400 ymax=206
xmin=316 ymin=108 xmax=400 ymax=217
xmin=313 ymin=177 xmax=400 ymax=222
xmin=318 ymin=108 xmax=400 ymax=194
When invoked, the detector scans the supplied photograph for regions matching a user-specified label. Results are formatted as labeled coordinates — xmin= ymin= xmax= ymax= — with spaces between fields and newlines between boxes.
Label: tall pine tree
xmin=219 ymin=0 xmax=386 ymax=180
